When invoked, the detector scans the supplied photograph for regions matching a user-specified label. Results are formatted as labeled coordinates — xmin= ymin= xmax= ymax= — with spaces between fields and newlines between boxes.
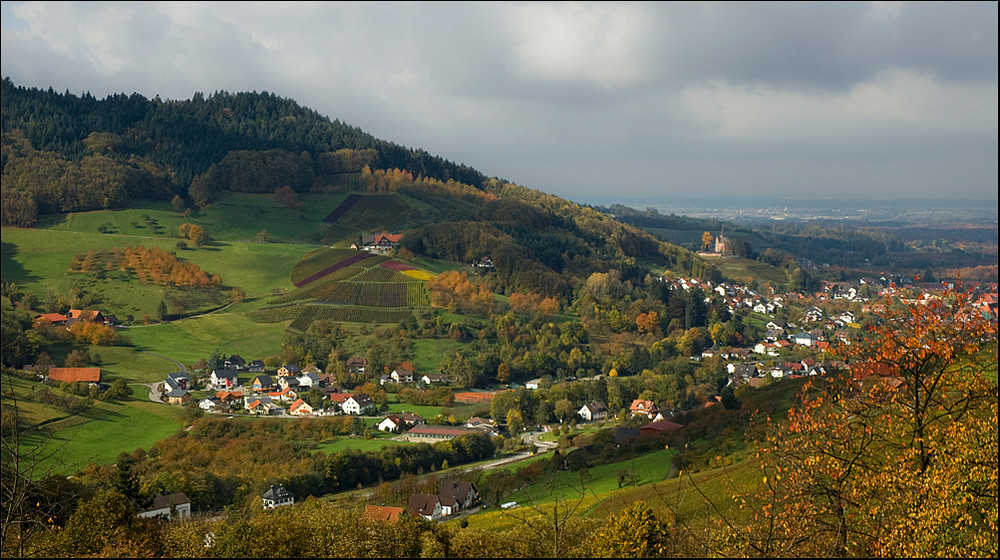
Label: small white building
xmin=342 ymin=393 xmax=374 ymax=415
xmin=261 ymin=485 xmax=295 ymax=509
xmin=577 ymin=402 xmax=608 ymax=422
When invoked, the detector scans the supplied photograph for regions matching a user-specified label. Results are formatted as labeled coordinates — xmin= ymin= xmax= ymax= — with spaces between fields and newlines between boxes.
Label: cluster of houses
xmin=154 ymin=354 xmax=384 ymax=417
xmin=33 ymin=308 xmax=118 ymax=328
xmin=378 ymin=366 xmax=448 ymax=387
xmin=405 ymin=479 xmax=480 ymax=520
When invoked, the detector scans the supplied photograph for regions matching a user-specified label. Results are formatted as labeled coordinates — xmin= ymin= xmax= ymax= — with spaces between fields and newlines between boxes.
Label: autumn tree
xmin=586 ymin=501 xmax=672 ymax=557
xmin=178 ymin=223 xmax=206 ymax=248
xmin=732 ymin=288 xmax=998 ymax=558
xmin=701 ymin=231 xmax=713 ymax=251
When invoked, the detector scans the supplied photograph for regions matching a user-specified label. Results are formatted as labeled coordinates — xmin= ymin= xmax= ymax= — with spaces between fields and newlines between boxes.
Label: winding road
xmin=140 ymin=351 xmax=187 ymax=403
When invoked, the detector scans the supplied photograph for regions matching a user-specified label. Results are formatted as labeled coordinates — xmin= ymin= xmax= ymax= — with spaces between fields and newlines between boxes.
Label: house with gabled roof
xmin=261 ymin=485 xmax=294 ymax=509
xmin=361 ymin=232 xmax=403 ymax=254
xmin=210 ymin=369 xmax=239 ymax=390
xmin=278 ymin=376 xmax=301 ymax=391
xmin=268 ymin=386 xmax=298 ymax=403
xmin=247 ymin=359 xmax=266 ymax=372
xmin=420 ymin=373 xmax=448 ymax=386
xmin=407 ymin=493 xmax=442 ymax=520
xmin=166 ymin=387 xmax=190 ymax=405
xmin=252 ymin=374 xmax=275 ymax=393
xmin=438 ymin=480 xmax=479 ymax=516
xmin=577 ymin=402 xmax=608 ymax=422
xmin=346 ymin=357 xmax=367 ymax=373
xmin=378 ymin=414 xmax=405 ymax=432
xmin=245 ymin=395 xmax=274 ymax=415
xmin=224 ymin=355 xmax=246 ymax=370
xmin=34 ymin=312 xmax=69 ymax=327
xmin=629 ymin=399 xmax=659 ymax=419
xmin=297 ymin=372 xmax=321 ymax=389
xmin=391 ymin=368 xmax=414 ymax=384
xmin=165 ymin=371 xmax=190 ymax=391
xmin=289 ymin=398 xmax=313 ymax=416
xmin=277 ymin=364 xmax=300 ymax=377
xmin=66 ymin=309 xmax=106 ymax=325
xmin=216 ymin=390 xmax=243 ymax=403
xmin=342 ymin=393 xmax=374 ymax=415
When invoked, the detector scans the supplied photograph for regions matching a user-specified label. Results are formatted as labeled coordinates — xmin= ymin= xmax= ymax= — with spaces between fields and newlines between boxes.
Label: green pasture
xmin=384 ymin=402 xmax=445 ymax=420
xmin=17 ymin=394 xmax=186 ymax=476
xmin=585 ymin=458 xmax=757 ymax=526
xmin=706 ymin=256 xmax=788 ymax=285
xmin=506 ymin=448 xmax=675 ymax=506
xmin=121 ymin=314 xmax=289 ymax=365
xmin=333 ymin=194 xmax=413 ymax=232
xmin=85 ymin=345 xmax=180 ymax=384
xmin=411 ymin=339 xmax=468 ymax=374
xmin=1 ymin=225 xmax=311 ymax=313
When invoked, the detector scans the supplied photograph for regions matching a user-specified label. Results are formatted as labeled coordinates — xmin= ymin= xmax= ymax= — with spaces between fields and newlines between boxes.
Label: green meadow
xmin=22 ymin=396 xmax=187 ymax=475
xmin=505 ymin=448 xmax=676 ymax=507
xmin=122 ymin=314 xmax=290 ymax=366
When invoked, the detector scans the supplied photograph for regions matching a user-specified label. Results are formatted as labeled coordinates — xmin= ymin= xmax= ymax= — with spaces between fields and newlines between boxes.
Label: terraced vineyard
xmin=252 ymin=246 xmax=431 ymax=328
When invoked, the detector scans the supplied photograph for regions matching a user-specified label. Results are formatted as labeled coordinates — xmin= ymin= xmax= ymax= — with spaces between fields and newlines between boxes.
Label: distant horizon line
xmin=577 ymin=195 xmax=999 ymax=210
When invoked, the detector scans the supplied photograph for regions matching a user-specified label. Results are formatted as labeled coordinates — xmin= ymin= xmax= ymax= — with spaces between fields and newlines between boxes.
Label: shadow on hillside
xmin=1 ymin=241 xmax=42 ymax=284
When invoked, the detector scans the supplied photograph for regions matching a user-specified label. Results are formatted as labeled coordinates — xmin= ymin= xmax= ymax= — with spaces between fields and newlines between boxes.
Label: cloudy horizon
xmin=2 ymin=1 xmax=997 ymax=207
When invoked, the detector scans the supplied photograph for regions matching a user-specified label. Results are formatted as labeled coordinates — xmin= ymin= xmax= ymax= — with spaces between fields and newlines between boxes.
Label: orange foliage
xmin=427 ymin=270 xmax=493 ymax=314
xmin=734 ymin=287 xmax=997 ymax=557
xmin=69 ymin=246 xmax=220 ymax=289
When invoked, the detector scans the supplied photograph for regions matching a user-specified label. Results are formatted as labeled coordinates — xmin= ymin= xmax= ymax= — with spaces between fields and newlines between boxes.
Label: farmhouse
xmin=360 ymin=232 xmax=403 ymax=254
xmin=391 ymin=368 xmax=414 ymax=384
xmin=420 ymin=373 xmax=448 ymax=386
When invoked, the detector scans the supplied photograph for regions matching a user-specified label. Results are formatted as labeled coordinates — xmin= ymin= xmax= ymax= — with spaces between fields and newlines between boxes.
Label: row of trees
xmin=68 ymin=246 xmax=222 ymax=290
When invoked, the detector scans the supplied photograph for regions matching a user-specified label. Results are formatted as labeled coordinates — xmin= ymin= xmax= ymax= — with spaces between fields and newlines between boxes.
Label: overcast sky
xmin=2 ymin=1 xmax=997 ymax=206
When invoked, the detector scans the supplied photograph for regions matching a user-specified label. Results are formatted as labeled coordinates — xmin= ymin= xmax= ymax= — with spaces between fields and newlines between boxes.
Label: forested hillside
xmin=1 ymin=78 xmax=485 ymax=225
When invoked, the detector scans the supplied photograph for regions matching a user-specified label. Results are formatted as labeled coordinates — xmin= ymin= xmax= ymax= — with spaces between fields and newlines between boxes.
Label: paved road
xmin=142 ymin=351 xmax=187 ymax=373
xmin=140 ymin=351 xmax=187 ymax=403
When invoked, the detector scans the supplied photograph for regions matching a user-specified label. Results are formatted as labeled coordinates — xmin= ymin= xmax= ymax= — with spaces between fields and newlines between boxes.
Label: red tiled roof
xmin=48 ymin=367 xmax=101 ymax=383
xmin=35 ymin=313 xmax=68 ymax=323
xmin=364 ymin=505 xmax=404 ymax=522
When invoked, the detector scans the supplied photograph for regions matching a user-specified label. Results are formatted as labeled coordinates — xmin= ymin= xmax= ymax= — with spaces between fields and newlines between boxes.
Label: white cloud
xmin=1 ymin=1 xmax=996 ymax=203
